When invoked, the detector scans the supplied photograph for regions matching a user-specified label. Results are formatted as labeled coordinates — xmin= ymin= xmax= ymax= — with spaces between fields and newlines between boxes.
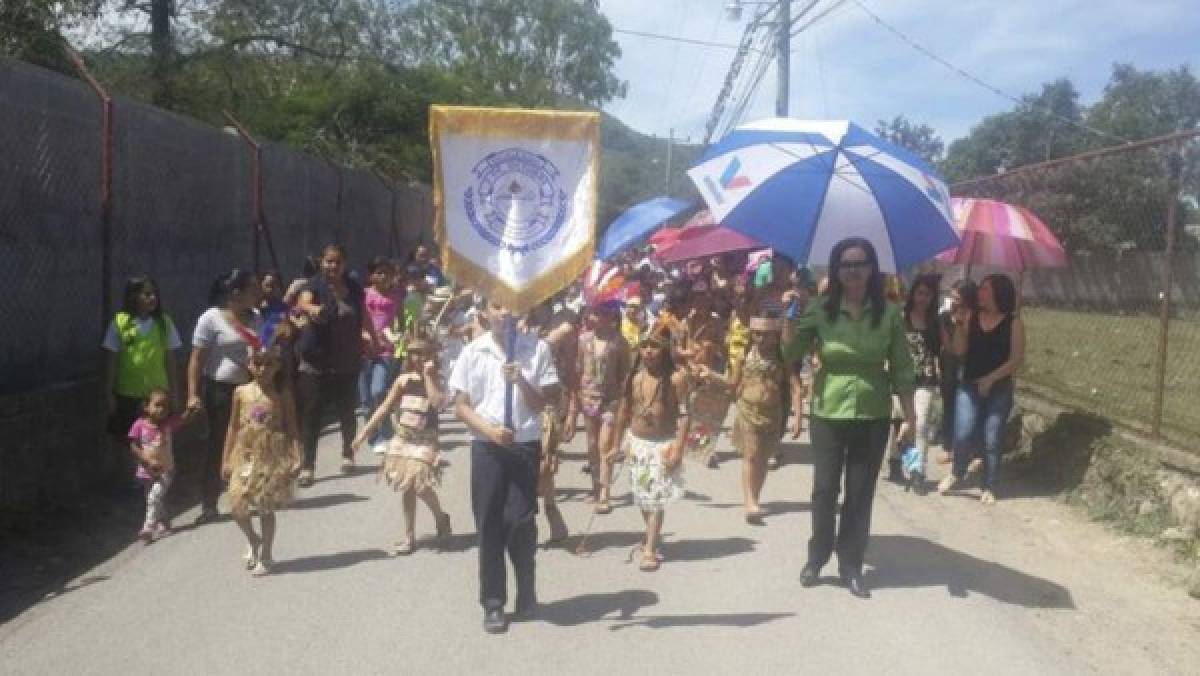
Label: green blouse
xmin=783 ymin=299 xmax=916 ymax=420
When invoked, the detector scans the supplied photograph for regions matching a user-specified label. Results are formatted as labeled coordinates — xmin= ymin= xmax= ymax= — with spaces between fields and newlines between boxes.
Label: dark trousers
xmin=296 ymin=371 xmax=359 ymax=469
xmin=201 ymin=379 xmax=238 ymax=513
xmin=808 ymin=417 xmax=890 ymax=575
xmin=471 ymin=440 xmax=539 ymax=609
xmin=939 ymin=376 xmax=959 ymax=447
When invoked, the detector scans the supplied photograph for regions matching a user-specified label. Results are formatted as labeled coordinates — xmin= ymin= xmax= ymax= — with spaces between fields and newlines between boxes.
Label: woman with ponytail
xmin=186 ymin=268 xmax=263 ymax=525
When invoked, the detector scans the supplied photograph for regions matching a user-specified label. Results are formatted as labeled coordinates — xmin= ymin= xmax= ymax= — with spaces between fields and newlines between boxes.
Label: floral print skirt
xmin=625 ymin=432 xmax=684 ymax=512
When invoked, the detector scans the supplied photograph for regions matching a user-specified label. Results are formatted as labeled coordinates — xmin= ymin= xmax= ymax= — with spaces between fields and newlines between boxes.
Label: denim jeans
xmin=359 ymin=357 xmax=395 ymax=445
xmin=952 ymin=379 xmax=1014 ymax=491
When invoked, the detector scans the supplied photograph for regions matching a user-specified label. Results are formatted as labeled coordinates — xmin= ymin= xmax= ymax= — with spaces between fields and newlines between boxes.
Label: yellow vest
xmin=114 ymin=312 xmax=172 ymax=398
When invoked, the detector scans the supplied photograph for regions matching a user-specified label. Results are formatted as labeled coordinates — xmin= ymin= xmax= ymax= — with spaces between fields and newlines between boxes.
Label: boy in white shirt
xmin=447 ymin=298 xmax=559 ymax=634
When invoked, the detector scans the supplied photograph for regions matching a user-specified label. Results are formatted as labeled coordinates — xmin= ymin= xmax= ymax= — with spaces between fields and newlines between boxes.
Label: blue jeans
xmin=952 ymin=379 xmax=1014 ymax=491
xmin=359 ymin=357 xmax=395 ymax=445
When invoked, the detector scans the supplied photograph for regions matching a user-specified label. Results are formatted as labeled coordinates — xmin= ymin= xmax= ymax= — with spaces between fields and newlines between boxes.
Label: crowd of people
xmin=102 ymin=236 xmax=1025 ymax=632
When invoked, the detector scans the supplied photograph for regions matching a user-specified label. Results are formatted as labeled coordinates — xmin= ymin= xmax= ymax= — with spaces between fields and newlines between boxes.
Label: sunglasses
xmin=839 ymin=260 xmax=872 ymax=271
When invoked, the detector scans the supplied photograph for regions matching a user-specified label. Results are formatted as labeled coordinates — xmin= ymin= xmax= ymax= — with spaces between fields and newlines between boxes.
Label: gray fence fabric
xmin=0 ymin=58 xmax=433 ymax=397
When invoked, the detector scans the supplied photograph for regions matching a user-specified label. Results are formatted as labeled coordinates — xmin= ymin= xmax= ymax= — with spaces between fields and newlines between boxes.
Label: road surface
xmin=3 ymin=414 xmax=1198 ymax=675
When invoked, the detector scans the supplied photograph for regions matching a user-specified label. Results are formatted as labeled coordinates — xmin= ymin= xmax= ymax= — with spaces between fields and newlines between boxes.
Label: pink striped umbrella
xmin=938 ymin=198 xmax=1067 ymax=270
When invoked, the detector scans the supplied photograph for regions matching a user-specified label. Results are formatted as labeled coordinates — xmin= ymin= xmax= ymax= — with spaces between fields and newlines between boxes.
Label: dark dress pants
xmin=296 ymin=371 xmax=359 ymax=469
xmin=808 ymin=417 xmax=890 ymax=576
xmin=200 ymin=380 xmax=238 ymax=513
xmin=471 ymin=440 xmax=540 ymax=609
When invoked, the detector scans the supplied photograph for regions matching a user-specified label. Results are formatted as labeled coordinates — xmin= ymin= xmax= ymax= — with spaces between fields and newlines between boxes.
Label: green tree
xmin=0 ymin=0 xmax=104 ymax=72
xmin=874 ymin=115 xmax=944 ymax=164
xmin=396 ymin=0 xmax=626 ymax=107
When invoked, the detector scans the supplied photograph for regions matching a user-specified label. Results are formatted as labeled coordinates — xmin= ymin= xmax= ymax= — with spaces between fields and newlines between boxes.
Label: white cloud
xmin=600 ymin=0 xmax=1199 ymax=144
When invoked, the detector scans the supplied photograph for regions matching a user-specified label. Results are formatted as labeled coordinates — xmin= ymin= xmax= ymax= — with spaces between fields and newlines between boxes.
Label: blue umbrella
xmin=596 ymin=196 xmax=694 ymax=261
xmin=686 ymin=119 xmax=958 ymax=272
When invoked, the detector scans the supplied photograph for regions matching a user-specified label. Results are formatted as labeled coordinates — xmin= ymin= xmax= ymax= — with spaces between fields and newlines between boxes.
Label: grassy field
xmin=1021 ymin=307 xmax=1200 ymax=448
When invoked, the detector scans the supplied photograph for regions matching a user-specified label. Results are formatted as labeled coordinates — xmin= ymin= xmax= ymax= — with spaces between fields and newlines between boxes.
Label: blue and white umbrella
xmin=687 ymin=119 xmax=958 ymax=272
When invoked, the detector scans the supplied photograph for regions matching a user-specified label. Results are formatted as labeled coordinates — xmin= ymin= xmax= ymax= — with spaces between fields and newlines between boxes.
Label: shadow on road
xmin=665 ymin=536 xmax=757 ymax=561
xmin=312 ymin=465 xmax=378 ymax=485
xmin=290 ymin=492 xmax=370 ymax=510
xmin=537 ymin=589 xmax=659 ymax=626
xmin=864 ymin=534 xmax=1075 ymax=609
xmin=609 ymin=611 xmax=795 ymax=631
xmin=572 ymin=532 xmax=758 ymax=561
xmin=274 ymin=548 xmax=390 ymax=574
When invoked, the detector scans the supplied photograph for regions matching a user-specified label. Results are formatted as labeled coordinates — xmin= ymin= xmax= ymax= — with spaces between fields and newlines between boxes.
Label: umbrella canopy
xmin=655 ymin=209 xmax=765 ymax=264
xmin=596 ymin=196 xmax=694 ymax=261
xmin=938 ymin=198 xmax=1068 ymax=270
xmin=687 ymin=118 xmax=959 ymax=273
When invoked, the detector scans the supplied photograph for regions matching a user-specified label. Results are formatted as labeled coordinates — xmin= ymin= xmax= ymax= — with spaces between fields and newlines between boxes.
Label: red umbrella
xmin=655 ymin=210 xmax=765 ymax=264
xmin=649 ymin=227 xmax=684 ymax=249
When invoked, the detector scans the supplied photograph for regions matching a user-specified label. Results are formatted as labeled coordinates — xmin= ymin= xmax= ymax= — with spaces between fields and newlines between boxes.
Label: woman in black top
xmin=938 ymin=274 xmax=1026 ymax=504
xmin=294 ymin=244 xmax=384 ymax=486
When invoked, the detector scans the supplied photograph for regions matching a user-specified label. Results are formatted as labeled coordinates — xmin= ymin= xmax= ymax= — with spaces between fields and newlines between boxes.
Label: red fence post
xmin=65 ymin=48 xmax=113 ymax=331
xmin=222 ymin=112 xmax=278 ymax=273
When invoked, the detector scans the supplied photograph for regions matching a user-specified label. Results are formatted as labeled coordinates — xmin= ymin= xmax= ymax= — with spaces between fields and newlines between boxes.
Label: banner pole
xmin=504 ymin=315 xmax=517 ymax=430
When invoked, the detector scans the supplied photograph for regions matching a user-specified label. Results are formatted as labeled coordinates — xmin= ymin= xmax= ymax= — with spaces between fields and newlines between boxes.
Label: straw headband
xmin=639 ymin=323 xmax=672 ymax=347
xmin=749 ymin=317 xmax=784 ymax=332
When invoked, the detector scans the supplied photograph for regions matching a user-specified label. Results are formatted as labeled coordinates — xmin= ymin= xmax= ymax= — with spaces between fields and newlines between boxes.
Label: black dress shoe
xmin=842 ymin=573 xmax=871 ymax=599
xmin=799 ymin=564 xmax=821 ymax=587
xmin=483 ymin=606 xmax=508 ymax=634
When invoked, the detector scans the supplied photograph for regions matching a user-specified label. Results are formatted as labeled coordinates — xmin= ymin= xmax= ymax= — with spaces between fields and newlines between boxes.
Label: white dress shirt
xmin=447 ymin=331 xmax=559 ymax=443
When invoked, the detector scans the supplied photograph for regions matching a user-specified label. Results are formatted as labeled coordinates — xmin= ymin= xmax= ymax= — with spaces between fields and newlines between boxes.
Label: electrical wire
xmin=612 ymin=27 xmax=760 ymax=52
xmin=790 ymin=0 xmax=849 ymax=37
xmin=848 ymin=0 xmax=1130 ymax=144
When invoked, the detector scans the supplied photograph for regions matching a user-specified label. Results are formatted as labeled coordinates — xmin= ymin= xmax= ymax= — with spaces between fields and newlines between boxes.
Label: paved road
xmin=3 ymin=414 xmax=1198 ymax=675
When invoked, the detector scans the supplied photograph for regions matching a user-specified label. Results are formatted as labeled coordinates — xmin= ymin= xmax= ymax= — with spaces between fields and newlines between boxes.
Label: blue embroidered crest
xmin=464 ymin=148 xmax=568 ymax=253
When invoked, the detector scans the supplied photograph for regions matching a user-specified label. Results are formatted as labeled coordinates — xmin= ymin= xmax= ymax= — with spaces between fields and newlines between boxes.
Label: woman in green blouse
xmin=784 ymin=237 xmax=916 ymax=599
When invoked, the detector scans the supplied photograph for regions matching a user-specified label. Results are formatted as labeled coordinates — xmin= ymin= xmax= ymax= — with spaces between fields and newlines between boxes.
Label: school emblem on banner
xmin=431 ymin=106 xmax=600 ymax=314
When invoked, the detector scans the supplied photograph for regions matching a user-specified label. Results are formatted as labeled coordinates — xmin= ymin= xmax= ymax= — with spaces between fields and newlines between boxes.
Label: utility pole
xmin=776 ymin=0 xmax=790 ymax=116
xmin=665 ymin=127 xmax=675 ymax=196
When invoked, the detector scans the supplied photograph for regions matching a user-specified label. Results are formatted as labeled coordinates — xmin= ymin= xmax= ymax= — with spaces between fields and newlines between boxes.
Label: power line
xmin=790 ymin=0 xmax=849 ymax=37
xmin=848 ymin=0 xmax=1130 ymax=144
xmin=612 ymin=27 xmax=762 ymax=52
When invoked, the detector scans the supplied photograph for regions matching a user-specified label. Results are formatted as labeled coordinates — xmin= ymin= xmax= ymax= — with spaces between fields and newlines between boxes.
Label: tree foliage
xmin=28 ymin=0 xmax=628 ymax=188
xmin=874 ymin=115 xmax=944 ymax=164
xmin=943 ymin=66 xmax=1200 ymax=253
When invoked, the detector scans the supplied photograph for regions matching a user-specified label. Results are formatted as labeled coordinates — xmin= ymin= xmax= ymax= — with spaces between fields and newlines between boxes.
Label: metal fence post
xmin=1151 ymin=147 xmax=1184 ymax=439
xmin=65 ymin=48 xmax=113 ymax=331
xmin=222 ymin=112 xmax=279 ymax=273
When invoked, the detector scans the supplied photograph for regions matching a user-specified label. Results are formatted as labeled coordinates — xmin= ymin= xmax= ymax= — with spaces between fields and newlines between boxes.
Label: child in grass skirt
xmin=222 ymin=346 xmax=302 ymax=576
xmin=614 ymin=324 xmax=690 ymax=572
xmin=355 ymin=335 xmax=451 ymax=555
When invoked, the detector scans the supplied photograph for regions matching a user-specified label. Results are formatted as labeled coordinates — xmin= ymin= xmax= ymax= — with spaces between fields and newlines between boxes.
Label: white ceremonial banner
xmin=430 ymin=106 xmax=600 ymax=314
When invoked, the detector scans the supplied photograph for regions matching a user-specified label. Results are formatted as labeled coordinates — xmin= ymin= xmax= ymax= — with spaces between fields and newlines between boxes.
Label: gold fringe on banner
xmin=429 ymin=105 xmax=600 ymax=315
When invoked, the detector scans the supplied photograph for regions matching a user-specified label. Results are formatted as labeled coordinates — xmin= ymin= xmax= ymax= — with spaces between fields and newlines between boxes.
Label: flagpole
xmin=504 ymin=315 xmax=517 ymax=430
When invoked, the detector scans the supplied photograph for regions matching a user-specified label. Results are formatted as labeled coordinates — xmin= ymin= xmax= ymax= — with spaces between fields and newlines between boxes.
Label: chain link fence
xmin=948 ymin=136 xmax=1199 ymax=449
xmin=0 ymin=57 xmax=434 ymax=398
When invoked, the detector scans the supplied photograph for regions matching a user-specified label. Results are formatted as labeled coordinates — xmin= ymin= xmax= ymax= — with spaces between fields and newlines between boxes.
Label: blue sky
xmin=598 ymin=0 xmax=1199 ymax=146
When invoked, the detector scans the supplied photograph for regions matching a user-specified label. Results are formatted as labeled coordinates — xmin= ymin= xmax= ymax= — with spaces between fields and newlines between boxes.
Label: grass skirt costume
xmin=731 ymin=347 xmax=786 ymax=462
xmin=684 ymin=378 xmax=730 ymax=466
xmin=382 ymin=397 xmax=440 ymax=493
xmin=625 ymin=432 xmax=684 ymax=512
xmin=226 ymin=386 xmax=295 ymax=515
